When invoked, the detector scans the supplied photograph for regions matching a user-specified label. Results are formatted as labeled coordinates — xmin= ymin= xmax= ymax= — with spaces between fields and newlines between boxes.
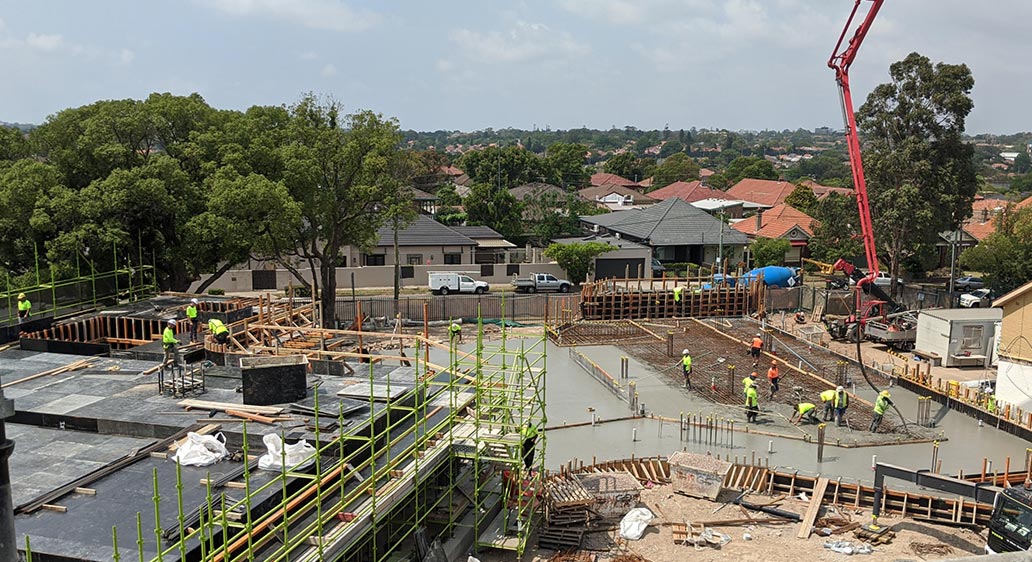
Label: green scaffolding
xmin=2 ymin=241 xmax=157 ymax=326
xmin=69 ymin=302 xmax=546 ymax=562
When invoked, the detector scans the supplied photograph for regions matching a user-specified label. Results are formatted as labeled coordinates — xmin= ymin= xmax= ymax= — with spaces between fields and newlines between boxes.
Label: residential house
xmin=731 ymin=204 xmax=818 ymax=266
xmin=935 ymin=196 xmax=1010 ymax=268
xmin=407 ymin=187 xmax=438 ymax=216
xmin=726 ymin=178 xmax=798 ymax=210
xmin=590 ymin=172 xmax=640 ymax=188
xmin=993 ymin=280 xmax=1032 ymax=411
xmin=449 ymin=225 xmax=517 ymax=264
xmin=699 ymin=168 xmax=715 ymax=179
xmin=578 ymin=184 xmax=658 ymax=211
xmin=440 ymin=165 xmax=473 ymax=196
xmin=646 ymin=180 xmax=727 ymax=204
xmin=580 ymin=198 xmax=749 ymax=265
xmin=344 ymin=215 xmax=478 ymax=267
xmin=551 ymin=234 xmax=655 ymax=280
xmin=509 ymin=182 xmax=566 ymax=201
xmin=510 ymin=182 xmax=569 ymax=222
xmin=799 ymin=179 xmax=854 ymax=200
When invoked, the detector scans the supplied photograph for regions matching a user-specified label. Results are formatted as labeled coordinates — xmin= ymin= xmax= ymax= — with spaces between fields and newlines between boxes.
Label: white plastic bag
xmin=258 ymin=433 xmax=317 ymax=471
xmin=618 ymin=507 xmax=654 ymax=541
xmin=173 ymin=432 xmax=228 ymax=466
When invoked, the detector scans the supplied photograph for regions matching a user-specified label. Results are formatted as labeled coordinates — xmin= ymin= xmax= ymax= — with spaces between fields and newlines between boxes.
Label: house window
xmin=363 ymin=254 xmax=385 ymax=266
xmin=444 ymin=253 xmax=462 ymax=265
xmin=406 ymin=254 xmax=423 ymax=265
xmin=961 ymin=325 xmax=983 ymax=351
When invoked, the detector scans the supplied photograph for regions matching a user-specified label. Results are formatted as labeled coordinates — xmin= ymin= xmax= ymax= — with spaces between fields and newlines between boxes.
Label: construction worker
xmin=749 ymin=332 xmax=763 ymax=361
xmin=673 ymin=285 xmax=684 ymax=304
xmin=987 ymin=394 xmax=997 ymax=415
xmin=820 ymin=389 xmax=837 ymax=421
xmin=449 ymin=320 xmax=462 ymax=344
xmin=208 ymin=318 xmax=230 ymax=345
xmin=186 ymin=298 xmax=199 ymax=343
xmin=834 ymin=386 xmax=849 ymax=426
xmin=869 ymin=390 xmax=893 ymax=432
xmin=162 ymin=319 xmax=179 ymax=368
xmin=745 ymin=384 xmax=759 ymax=423
xmin=742 ymin=371 xmax=759 ymax=397
xmin=790 ymin=402 xmax=820 ymax=425
xmin=520 ymin=421 xmax=539 ymax=470
xmin=680 ymin=349 xmax=693 ymax=390
xmin=17 ymin=293 xmax=31 ymax=323
xmin=767 ymin=360 xmax=780 ymax=399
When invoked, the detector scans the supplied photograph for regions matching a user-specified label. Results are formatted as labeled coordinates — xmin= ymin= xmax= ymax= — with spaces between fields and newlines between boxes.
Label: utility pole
xmin=948 ymin=229 xmax=960 ymax=307
xmin=717 ymin=209 xmax=725 ymax=271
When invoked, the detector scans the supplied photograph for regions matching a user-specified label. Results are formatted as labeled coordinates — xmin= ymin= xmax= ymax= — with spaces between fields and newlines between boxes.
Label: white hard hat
xmin=755 ymin=333 xmax=761 ymax=337
xmin=167 ymin=319 xmax=176 ymax=326
xmin=191 ymin=298 xmax=198 ymax=304
xmin=682 ymin=349 xmax=690 ymax=355
xmin=836 ymin=386 xmax=844 ymax=392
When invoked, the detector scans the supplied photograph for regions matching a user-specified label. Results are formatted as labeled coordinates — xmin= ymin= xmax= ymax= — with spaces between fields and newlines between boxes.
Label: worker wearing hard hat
xmin=869 ymin=390 xmax=893 ymax=432
xmin=742 ymin=371 xmax=759 ymax=397
xmin=162 ymin=319 xmax=179 ymax=368
xmin=680 ymin=349 xmax=693 ymax=390
xmin=17 ymin=293 xmax=31 ymax=323
xmin=749 ymin=332 xmax=763 ymax=363
xmin=833 ymin=386 xmax=850 ymax=426
xmin=185 ymin=298 xmax=200 ymax=343
xmin=449 ymin=319 xmax=462 ymax=344
xmin=820 ymin=389 xmax=837 ymax=421
xmin=767 ymin=360 xmax=780 ymax=399
xmin=745 ymin=383 xmax=759 ymax=423
xmin=208 ymin=318 xmax=230 ymax=345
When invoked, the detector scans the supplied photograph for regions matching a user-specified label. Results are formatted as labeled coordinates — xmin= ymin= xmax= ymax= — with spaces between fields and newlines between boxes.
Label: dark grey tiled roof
xmin=450 ymin=225 xmax=506 ymax=239
xmin=375 ymin=215 xmax=476 ymax=247
xmin=509 ymin=182 xmax=566 ymax=200
xmin=581 ymin=198 xmax=749 ymax=246
xmin=552 ymin=235 xmax=648 ymax=250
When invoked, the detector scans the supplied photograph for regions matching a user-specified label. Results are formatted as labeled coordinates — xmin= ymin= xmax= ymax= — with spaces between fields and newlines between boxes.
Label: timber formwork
xmin=18 ymin=300 xmax=548 ymax=562
xmin=563 ymin=456 xmax=996 ymax=527
xmin=579 ymin=276 xmax=763 ymax=321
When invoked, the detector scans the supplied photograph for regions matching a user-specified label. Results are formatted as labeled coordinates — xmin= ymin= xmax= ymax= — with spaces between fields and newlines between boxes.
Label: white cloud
xmin=320 ymin=63 xmax=337 ymax=77
xmin=299 ymin=50 xmax=319 ymax=60
xmin=449 ymin=20 xmax=589 ymax=64
xmin=25 ymin=33 xmax=63 ymax=51
xmin=435 ymin=59 xmax=454 ymax=73
xmin=208 ymin=0 xmax=378 ymax=32
xmin=118 ymin=49 xmax=135 ymax=64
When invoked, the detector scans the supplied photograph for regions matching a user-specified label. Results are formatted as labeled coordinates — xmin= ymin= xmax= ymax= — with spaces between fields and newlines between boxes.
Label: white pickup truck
xmin=428 ymin=272 xmax=489 ymax=296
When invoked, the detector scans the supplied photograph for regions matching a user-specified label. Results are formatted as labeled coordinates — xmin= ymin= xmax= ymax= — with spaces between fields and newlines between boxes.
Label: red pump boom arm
xmin=828 ymin=0 xmax=884 ymax=289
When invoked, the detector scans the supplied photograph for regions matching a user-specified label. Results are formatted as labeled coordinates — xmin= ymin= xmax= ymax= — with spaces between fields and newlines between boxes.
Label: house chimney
xmin=981 ymin=208 xmax=989 ymax=223
xmin=755 ymin=210 xmax=764 ymax=232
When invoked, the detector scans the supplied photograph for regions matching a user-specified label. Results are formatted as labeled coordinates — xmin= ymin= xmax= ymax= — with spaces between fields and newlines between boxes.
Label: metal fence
xmin=335 ymin=293 xmax=582 ymax=324
xmin=765 ymin=283 xmax=957 ymax=316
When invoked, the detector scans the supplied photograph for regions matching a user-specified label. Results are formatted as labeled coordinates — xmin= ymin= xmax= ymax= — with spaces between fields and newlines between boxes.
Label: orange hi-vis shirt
xmin=767 ymin=366 xmax=779 ymax=381
xmin=751 ymin=337 xmax=763 ymax=349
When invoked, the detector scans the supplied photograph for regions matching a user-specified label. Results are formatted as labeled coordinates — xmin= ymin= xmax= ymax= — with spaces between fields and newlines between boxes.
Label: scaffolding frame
xmin=61 ymin=303 xmax=546 ymax=562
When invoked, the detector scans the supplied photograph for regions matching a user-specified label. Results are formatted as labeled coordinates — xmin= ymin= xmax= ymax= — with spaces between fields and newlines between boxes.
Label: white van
xmin=428 ymin=272 xmax=489 ymax=296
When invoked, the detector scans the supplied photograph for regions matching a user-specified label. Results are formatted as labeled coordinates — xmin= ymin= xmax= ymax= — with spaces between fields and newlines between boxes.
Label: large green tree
xmin=543 ymin=242 xmax=615 ymax=284
xmin=808 ymin=192 xmax=863 ymax=263
xmin=603 ymin=152 xmax=654 ymax=183
xmin=857 ymin=52 xmax=978 ymax=288
xmin=464 ymin=183 xmax=523 ymax=242
xmin=275 ymin=95 xmax=408 ymax=326
xmin=749 ymin=237 xmax=790 ymax=267
xmin=458 ymin=145 xmax=548 ymax=188
xmin=544 ymin=142 xmax=590 ymax=188
xmin=784 ymin=184 xmax=819 ymax=215
xmin=652 ymin=153 xmax=700 ymax=188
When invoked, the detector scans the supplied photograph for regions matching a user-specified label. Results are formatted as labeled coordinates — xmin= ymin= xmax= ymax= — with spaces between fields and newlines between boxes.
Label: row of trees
xmin=0 ymin=93 xmax=427 ymax=326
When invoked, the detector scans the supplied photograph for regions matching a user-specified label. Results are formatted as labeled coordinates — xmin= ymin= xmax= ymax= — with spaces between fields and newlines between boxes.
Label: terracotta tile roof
xmin=963 ymin=197 xmax=1010 ymax=241
xmin=637 ymin=177 xmax=653 ymax=188
xmin=800 ymin=179 xmax=854 ymax=200
xmin=732 ymin=204 xmax=818 ymax=239
xmin=699 ymin=168 xmax=715 ymax=178
xmin=726 ymin=179 xmax=797 ymax=207
xmin=1016 ymin=194 xmax=1032 ymax=209
xmin=590 ymin=172 xmax=638 ymax=187
xmin=647 ymin=180 xmax=727 ymax=203
xmin=440 ymin=165 xmax=465 ymax=176
xmin=577 ymin=184 xmax=658 ymax=204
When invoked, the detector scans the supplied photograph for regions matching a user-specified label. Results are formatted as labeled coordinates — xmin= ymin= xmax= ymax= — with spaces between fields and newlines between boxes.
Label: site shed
xmin=915 ymin=308 xmax=1002 ymax=367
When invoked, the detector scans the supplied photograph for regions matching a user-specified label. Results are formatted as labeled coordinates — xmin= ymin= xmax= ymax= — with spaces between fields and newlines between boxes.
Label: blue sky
xmin=0 ymin=1 xmax=1027 ymax=133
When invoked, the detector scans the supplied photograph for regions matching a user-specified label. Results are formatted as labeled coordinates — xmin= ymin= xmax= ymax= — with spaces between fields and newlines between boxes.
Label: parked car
xmin=511 ymin=273 xmax=572 ymax=293
xmin=952 ymin=276 xmax=985 ymax=292
xmin=428 ymin=272 xmax=489 ymax=296
xmin=959 ymin=288 xmax=993 ymax=308
xmin=651 ymin=258 xmax=666 ymax=276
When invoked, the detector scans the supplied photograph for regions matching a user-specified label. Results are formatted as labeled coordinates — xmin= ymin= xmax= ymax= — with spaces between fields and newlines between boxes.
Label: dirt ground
xmin=479 ymin=484 xmax=987 ymax=562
